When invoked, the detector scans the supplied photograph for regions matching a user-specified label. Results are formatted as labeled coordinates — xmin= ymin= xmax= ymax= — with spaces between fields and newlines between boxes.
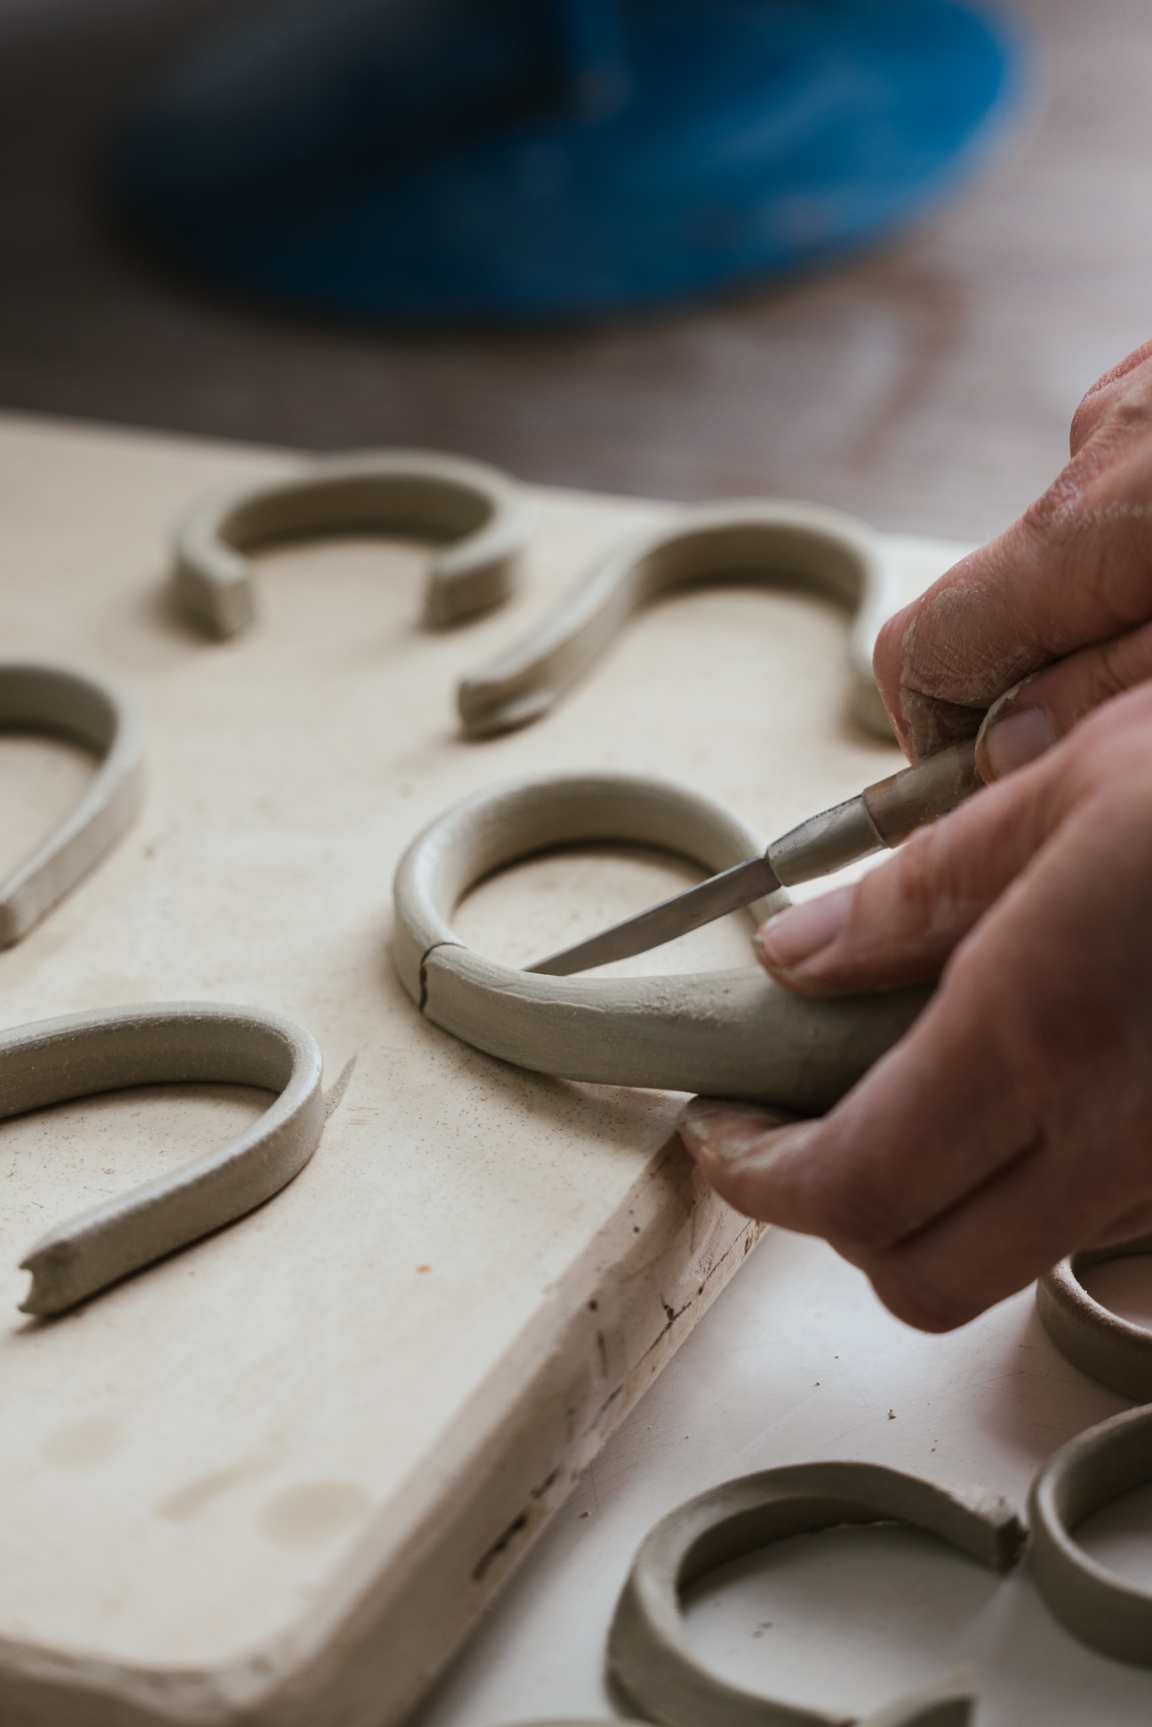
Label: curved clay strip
xmin=1029 ymin=1404 xmax=1152 ymax=1666
xmin=172 ymin=448 xmax=537 ymax=637
xmin=0 ymin=662 xmax=147 ymax=949
xmin=499 ymin=1694 xmax=973 ymax=1727
xmin=392 ymin=773 xmax=929 ymax=1111
xmin=1036 ymin=1232 xmax=1152 ymax=1401
xmin=858 ymin=1674 xmax=981 ymax=1727
xmin=457 ymin=500 xmax=896 ymax=739
xmin=608 ymin=1462 xmax=1024 ymax=1727
xmin=3 ymin=1002 xmax=325 ymax=1315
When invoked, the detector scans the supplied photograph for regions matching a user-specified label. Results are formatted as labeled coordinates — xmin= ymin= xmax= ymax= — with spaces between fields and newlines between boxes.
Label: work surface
xmin=0 ymin=408 xmax=966 ymax=1725
xmin=416 ymin=1230 xmax=1152 ymax=1727
xmin=3 ymin=409 xmax=1151 ymax=1727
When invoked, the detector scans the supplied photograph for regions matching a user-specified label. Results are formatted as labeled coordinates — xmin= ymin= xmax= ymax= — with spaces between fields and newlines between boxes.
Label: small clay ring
xmin=0 ymin=661 xmax=147 ymax=948
xmin=392 ymin=774 xmax=930 ymax=1111
xmin=2 ymin=1002 xmax=325 ymax=1315
xmin=608 ymin=1462 xmax=1025 ymax=1727
xmin=457 ymin=500 xmax=898 ymax=739
xmin=172 ymin=448 xmax=537 ymax=636
xmin=1029 ymin=1404 xmax=1152 ymax=1665
xmin=1036 ymin=1233 xmax=1152 ymax=1401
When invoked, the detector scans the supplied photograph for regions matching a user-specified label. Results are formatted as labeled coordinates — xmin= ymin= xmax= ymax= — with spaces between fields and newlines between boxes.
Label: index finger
xmin=875 ymin=349 xmax=1152 ymax=759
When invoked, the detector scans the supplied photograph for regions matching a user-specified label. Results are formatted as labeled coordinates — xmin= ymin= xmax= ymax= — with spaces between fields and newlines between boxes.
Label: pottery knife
xmin=526 ymin=737 xmax=983 ymax=977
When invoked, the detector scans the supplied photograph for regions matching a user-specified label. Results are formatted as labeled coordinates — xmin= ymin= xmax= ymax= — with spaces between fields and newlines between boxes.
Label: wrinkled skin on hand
xmin=877 ymin=335 xmax=1152 ymax=765
xmin=678 ymin=343 xmax=1152 ymax=1332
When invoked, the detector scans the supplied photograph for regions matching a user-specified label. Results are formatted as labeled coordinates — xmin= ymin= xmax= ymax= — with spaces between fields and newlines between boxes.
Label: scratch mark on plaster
xmin=473 ymin=1514 xmax=528 ymax=1580
xmin=471 ymin=1467 xmax=560 ymax=1582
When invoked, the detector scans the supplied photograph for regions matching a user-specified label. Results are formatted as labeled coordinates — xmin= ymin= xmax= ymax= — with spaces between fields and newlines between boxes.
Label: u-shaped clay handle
xmin=392 ymin=773 xmax=929 ymax=1110
xmin=0 ymin=662 xmax=147 ymax=949
xmin=172 ymin=448 xmax=537 ymax=637
xmin=609 ymin=1460 xmax=1024 ymax=1727
xmin=487 ymin=1695 xmax=974 ymax=1727
xmin=3 ymin=1002 xmax=325 ymax=1315
xmin=457 ymin=499 xmax=898 ymax=739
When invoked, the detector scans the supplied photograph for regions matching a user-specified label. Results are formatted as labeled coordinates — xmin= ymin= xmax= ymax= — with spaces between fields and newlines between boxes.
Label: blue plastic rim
xmin=118 ymin=0 xmax=1020 ymax=325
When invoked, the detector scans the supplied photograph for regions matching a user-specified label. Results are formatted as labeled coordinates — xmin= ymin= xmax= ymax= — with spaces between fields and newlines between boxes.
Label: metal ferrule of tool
xmin=527 ymin=737 xmax=983 ymax=977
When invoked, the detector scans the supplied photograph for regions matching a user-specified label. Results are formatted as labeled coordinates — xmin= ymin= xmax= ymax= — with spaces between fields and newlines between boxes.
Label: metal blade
xmin=526 ymin=854 xmax=779 ymax=977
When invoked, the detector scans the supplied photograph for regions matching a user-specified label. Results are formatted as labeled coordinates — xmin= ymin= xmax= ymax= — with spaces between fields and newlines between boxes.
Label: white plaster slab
xmin=411 ymin=1235 xmax=1152 ymax=1727
xmin=0 ymin=412 xmax=968 ymax=1727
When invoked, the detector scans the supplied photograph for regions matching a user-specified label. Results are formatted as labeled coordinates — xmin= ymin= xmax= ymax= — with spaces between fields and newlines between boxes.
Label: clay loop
xmin=1029 ymin=1404 xmax=1152 ymax=1666
xmin=483 ymin=1682 xmax=973 ymax=1727
xmin=457 ymin=500 xmax=897 ymax=739
xmin=172 ymin=448 xmax=537 ymax=637
xmin=2 ymin=1002 xmax=325 ymax=1316
xmin=0 ymin=661 xmax=147 ymax=949
xmin=1036 ymin=1232 xmax=1152 ymax=1401
xmin=608 ymin=1462 xmax=1026 ymax=1727
xmin=491 ymin=1685 xmax=975 ymax=1727
xmin=392 ymin=774 xmax=929 ymax=1111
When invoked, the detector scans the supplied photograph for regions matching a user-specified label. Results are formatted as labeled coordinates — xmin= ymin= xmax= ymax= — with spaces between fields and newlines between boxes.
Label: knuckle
xmin=1019 ymin=479 xmax=1070 ymax=540
xmin=886 ymin=823 xmax=978 ymax=936
xmin=1090 ymin=631 xmax=1152 ymax=712
xmin=834 ymin=824 xmax=987 ymax=986
xmin=1068 ymin=396 xmax=1098 ymax=451
xmin=894 ymin=827 xmax=947 ymax=916
xmin=1068 ymin=378 xmax=1120 ymax=455
xmin=1089 ymin=637 xmax=1134 ymax=705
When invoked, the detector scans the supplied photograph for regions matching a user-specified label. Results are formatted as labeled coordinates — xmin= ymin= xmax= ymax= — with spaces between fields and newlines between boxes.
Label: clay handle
xmin=863 ymin=737 xmax=983 ymax=848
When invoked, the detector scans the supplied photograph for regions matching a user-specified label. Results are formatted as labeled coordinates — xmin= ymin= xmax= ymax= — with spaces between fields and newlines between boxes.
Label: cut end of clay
xmin=17 ymin=1250 xmax=78 ymax=1318
xmin=457 ymin=687 xmax=558 ymax=737
xmin=18 ymin=1225 xmax=98 ymax=1314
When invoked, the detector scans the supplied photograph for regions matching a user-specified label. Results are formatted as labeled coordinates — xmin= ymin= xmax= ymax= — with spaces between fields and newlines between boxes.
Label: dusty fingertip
xmin=677 ymin=1098 xmax=797 ymax=1163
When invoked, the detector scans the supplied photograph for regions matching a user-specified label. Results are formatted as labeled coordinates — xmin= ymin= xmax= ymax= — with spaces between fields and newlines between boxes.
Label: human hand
xmin=873 ymin=338 xmax=1152 ymax=775
xmin=678 ymin=682 xmax=1152 ymax=1334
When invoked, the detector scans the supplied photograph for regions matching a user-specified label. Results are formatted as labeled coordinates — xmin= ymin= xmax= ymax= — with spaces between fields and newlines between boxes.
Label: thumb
xmin=976 ymin=617 xmax=1152 ymax=781
xmin=756 ymin=754 xmax=1061 ymax=994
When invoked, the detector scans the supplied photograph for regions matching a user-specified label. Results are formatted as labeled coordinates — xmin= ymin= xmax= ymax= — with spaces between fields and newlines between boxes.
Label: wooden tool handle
xmin=862 ymin=737 xmax=983 ymax=848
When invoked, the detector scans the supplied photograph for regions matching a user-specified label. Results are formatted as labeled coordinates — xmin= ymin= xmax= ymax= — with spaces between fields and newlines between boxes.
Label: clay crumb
xmin=417 ymin=1265 xmax=431 ymax=1274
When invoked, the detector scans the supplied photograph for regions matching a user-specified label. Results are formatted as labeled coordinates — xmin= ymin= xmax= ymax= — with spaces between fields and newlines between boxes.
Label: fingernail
xmin=757 ymin=885 xmax=853 ymax=973
xmin=678 ymin=1098 xmax=796 ymax=1162
xmin=979 ymin=705 xmax=1057 ymax=780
